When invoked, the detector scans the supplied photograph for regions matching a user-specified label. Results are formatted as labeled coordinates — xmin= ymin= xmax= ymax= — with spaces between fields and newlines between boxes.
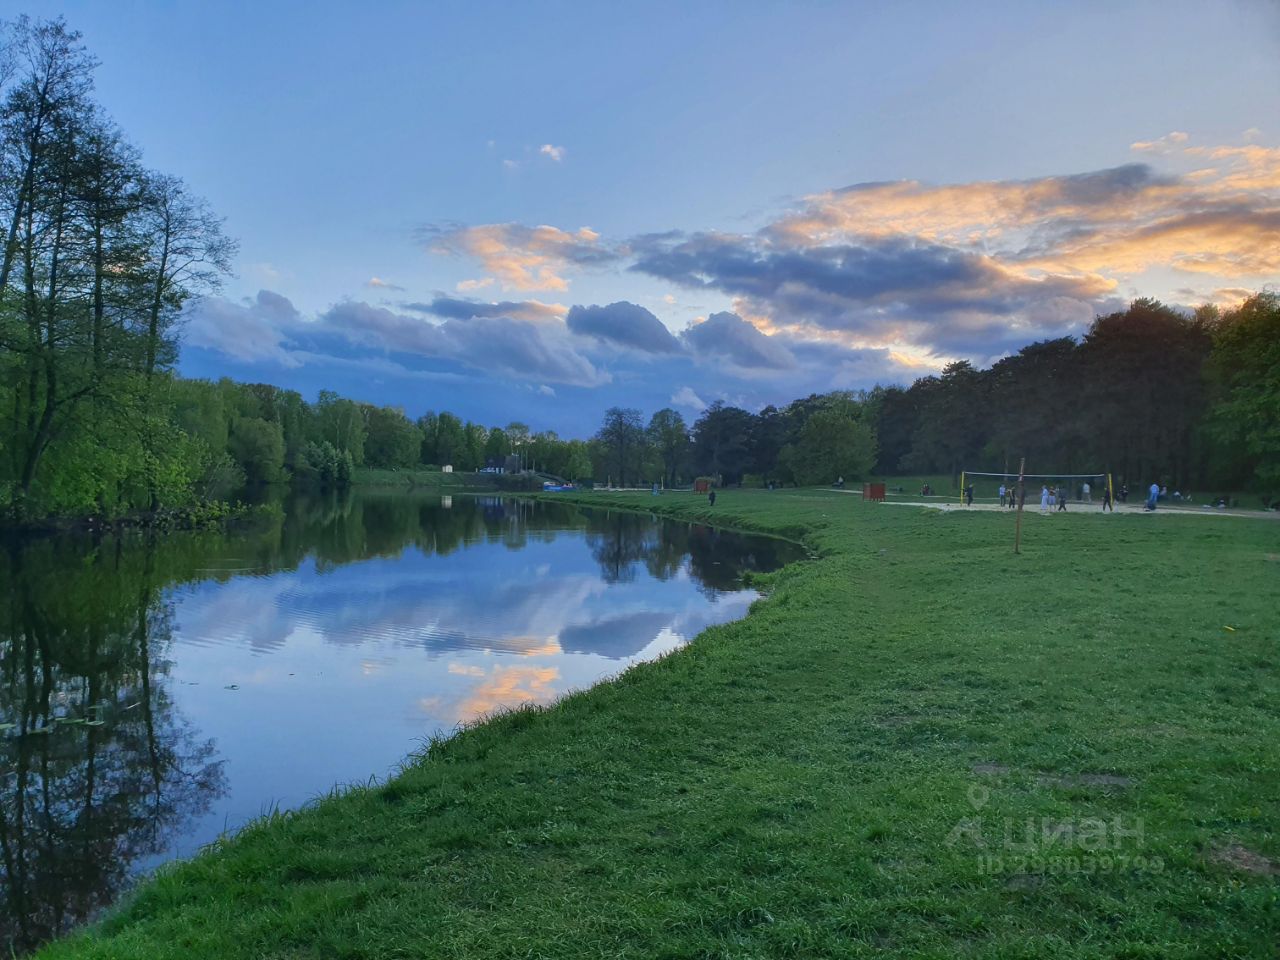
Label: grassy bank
xmin=43 ymin=489 xmax=1279 ymax=958
xmin=351 ymin=467 xmax=499 ymax=489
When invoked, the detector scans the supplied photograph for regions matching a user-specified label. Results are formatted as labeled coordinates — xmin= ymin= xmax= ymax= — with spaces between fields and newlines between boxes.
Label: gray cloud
xmin=318 ymin=301 xmax=605 ymax=387
xmin=631 ymin=232 xmax=1109 ymax=352
xmin=403 ymin=296 xmax=565 ymax=323
xmin=185 ymin=291 xmax=605 ymax=388
xmin=565 ymin=301 xmax=682 ymax=354
xmin=183 ymin=290 xmax=302 ymax=367
xmin=682 ymin=311 xmax=796 ymax=370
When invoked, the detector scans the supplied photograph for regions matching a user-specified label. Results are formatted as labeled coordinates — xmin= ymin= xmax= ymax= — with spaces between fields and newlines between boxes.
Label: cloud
xmin=1130 ymin=131 xmax=1189 ymax=153
xmin=682 ymin=310 xmax=796 ymax=370
xmin=632 ymin=231 xmax=1108 ymax=357
xmin=318 ymin=301 xmax=607 ymax=387
xmin=183 ymin=290 xmax=302 ymax=367
xmin=402 ymin=296 xmax=568 ymax=324
xmin=456 ymin=665 xmax=559 ymax=719
xmin=539 ymin=144 xmax=566 ymax=162
xmin=559 ymin=612 xmax=670 ymax=659
xmin=565 ymin=301 xmax=682 ymax=354
xmin=456 ymin=277 xmax=494 ymax=292
xmin=365 ymin=276 xmax=405 ymax=291
xmin=671 ymin=386 xmax=706 ymax=411
xmin=186 ymin=291 xmax=605 ymax=388
xmin=426 ymin=222 xmax=614 ymax=291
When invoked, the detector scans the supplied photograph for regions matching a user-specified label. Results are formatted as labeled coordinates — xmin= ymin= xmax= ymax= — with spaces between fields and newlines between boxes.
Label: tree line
xmin=583 ymin=293 xmax=1279 ymax=496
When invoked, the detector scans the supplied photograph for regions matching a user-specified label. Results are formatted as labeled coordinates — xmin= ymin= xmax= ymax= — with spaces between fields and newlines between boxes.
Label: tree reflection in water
xmin=0 ymin=535 xmax=225 ymax=956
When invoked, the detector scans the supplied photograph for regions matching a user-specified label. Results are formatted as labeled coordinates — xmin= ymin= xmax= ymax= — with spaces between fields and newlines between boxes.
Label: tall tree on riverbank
xmin=0 ymin=16 xmax=232 ymax=518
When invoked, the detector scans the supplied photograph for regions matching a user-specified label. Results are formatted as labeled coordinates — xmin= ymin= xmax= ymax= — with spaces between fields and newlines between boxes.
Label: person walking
xmin=708 ymin=489 xmax=717 ymax=507
xmin=1058 ymin=487 xmax=1068 ymax=511
xmin=1146 ymin=481 xmax=1159 ymax=511
xmin=1040 ymin=485 xmax=1050 ymax=513
xmin=965 ymin=483 xmax=974 ymax=507
xmin=1102 ymin=485 xmax=1113 ymax=512
xmin=1082 ymin=480 xmax=1091 ymax=503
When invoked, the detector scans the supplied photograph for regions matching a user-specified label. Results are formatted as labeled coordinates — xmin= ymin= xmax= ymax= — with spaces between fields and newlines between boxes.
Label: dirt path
xmin=861 ymin=495 xmax=1280 ymax=520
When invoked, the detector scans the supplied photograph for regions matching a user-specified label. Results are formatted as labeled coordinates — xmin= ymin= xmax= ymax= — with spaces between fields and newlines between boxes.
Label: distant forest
xmin=2 ymin=18 xmax=1277 ymax=521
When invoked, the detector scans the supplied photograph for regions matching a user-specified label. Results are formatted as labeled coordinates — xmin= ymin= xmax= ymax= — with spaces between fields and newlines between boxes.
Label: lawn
xmin=42 ymin=489 xmax=1279 ymax=959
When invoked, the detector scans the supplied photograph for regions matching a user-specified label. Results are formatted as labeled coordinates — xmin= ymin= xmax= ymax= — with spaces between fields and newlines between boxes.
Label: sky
xmin=30 ymin=0 xmax=1280 ymax=435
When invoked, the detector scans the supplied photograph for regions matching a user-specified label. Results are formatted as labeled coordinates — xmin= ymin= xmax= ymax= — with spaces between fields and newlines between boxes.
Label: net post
xmin=960 ymin=471 xmax=965 ymax=506
xmin=1014 ymin=457 xmax=1025 ymax=555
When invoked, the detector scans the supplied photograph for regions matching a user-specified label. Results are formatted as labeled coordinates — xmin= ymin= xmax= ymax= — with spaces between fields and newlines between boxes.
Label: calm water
xmin=0 ymin=491 xmax=799 ymax=953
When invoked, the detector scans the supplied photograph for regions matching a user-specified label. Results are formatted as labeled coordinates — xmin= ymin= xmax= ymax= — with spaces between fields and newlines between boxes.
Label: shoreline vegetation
xmin=39 ymin=488 xmax=1278 ymax=959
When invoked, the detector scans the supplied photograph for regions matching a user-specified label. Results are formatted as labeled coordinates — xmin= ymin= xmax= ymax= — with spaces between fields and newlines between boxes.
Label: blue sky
xmin=40 ymin=0 xmax=1280 ymax=434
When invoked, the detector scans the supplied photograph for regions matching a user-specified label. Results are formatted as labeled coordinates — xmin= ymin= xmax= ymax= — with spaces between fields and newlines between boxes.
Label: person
xmin=1146 ymin=481 xmax=1159 ymax=511
xmin=1119 ymin=483 xmax=1129 ymax=503
xmin=835 ymin=476 xmax=844 ymax=488
xmin=708 ymin=490 xmax=717 ymax=507
xmin=1101 ymin=485 xmax=1113 ymax=512
xmin=1058 ymin=487 xmax=1068 ymax=511
xmin=1040 ymin=485 xmax=1050 ymax=513
xmin=965 ymin=483 xmax=974 ymax=506
xmin=998 ymin=483 xmax=1007 ymax=507
xmin=1082 ymin=480 xmax=1091 ymax=503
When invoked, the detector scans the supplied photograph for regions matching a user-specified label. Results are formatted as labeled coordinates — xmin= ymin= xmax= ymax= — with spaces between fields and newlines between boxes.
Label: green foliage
xmin=1206 ymin=293 xmax=1280 ymax=488
xmin=299 ymin=440 xmax=353 ymax=488
xmin=784 ymin=409 xmax=877 ymax=485
xmin=646 ymin=408 xmax=690 ymax=486
xmin=362 ymin=405 xmax=422 ymax=469
xmin=227 ymin=418 xmax=285 ymax=484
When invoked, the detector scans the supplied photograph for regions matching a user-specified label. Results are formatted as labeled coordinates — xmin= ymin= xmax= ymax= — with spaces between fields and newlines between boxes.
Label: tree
xmin=595 ymin=407 xmax=645 ymax=486
xmin=314 ymin=391 xmax=365 ymax=466
xmin=362 ymin=405 xmax=421 ymax=469
xmin=1078 ymin=300 xmax=1211 ymax=487
xmin=227 ymin=417 xmax=284 ymax=484
xmin=784 ymin=410 xmax=877 ymax=485
xmin=646 ymin=408 xmax=688 ymax=487
xmin=691 ymin=402 xmax=755 ymax=484
xmin=1206 ymin=292 xmax=1280 ymax=489
xmin=484 ymin=426 xmax=510 ymax=465
xmin=0 ymin=17 xmax=231 ymax=517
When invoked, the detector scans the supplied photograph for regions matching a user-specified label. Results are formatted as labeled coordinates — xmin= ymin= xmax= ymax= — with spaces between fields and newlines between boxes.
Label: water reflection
xmin=0 ymin=537 xmax=225 ymax=955
xmin=0 ymin=492 xmax=800 ymax=954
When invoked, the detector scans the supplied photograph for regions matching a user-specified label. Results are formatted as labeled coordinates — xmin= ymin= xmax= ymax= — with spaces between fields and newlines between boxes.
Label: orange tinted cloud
xmin=456 ymin=664 xmax=560 ymax=720
xmin=430 ymin=223 xmax=609 ymax=291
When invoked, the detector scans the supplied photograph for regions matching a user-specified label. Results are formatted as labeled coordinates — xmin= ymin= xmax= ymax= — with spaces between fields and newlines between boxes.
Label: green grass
xmin=42 ymin=490 xmax=1280 ymax=959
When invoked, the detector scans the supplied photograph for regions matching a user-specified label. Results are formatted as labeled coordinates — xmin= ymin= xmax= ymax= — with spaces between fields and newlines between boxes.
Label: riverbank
xmin=41 ymin=489 xmax=1278 ymax=958
xmin=0 ymin=499 xmax=273 ymax=539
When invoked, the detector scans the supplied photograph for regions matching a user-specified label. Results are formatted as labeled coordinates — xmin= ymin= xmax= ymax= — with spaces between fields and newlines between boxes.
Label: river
xmin=0 ymin=490 xmax=800 ymax=954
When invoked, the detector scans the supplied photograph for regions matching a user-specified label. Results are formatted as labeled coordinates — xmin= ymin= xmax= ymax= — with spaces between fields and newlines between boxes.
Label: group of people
xmin=987 ymin=480 xmax=1115 ymax=513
